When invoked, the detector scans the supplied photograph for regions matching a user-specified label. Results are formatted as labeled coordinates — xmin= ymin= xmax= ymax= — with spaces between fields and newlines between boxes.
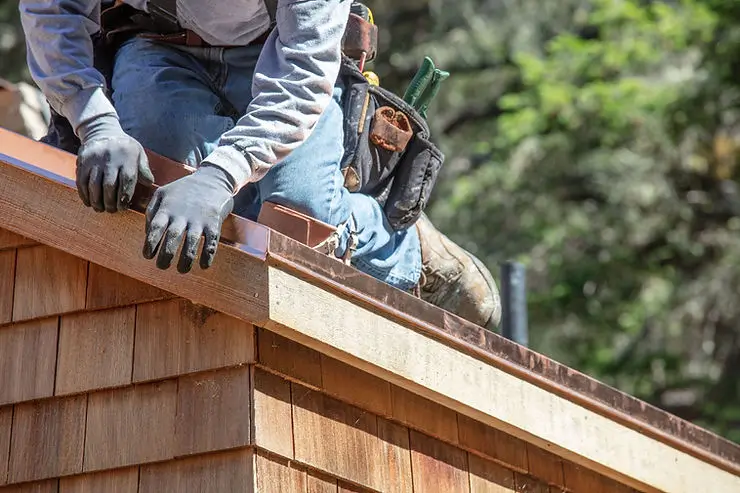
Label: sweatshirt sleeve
xmin=201 ymin=0 xmax=352 ymax=190
xmin=19 ymin=0 xmax=118 ymax=133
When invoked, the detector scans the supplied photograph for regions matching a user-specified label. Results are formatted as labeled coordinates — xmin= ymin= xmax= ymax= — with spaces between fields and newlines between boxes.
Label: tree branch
xmin=440 ymin=100 xmax=506 ymax=135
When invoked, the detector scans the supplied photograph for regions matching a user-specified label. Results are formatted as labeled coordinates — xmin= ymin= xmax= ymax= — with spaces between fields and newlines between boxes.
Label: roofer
xmin=19 ymin=0 xmax=501 ymax=330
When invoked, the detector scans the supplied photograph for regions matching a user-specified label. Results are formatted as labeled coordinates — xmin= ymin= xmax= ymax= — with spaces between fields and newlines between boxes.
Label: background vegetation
xmin=2 ymin=0 xmax=738 ymax=442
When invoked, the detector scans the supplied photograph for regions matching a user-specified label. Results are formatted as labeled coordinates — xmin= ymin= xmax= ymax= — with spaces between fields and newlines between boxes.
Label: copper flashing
xmin=258 ymin=201 xmax=336 ymax=248
xmin=1 ymin=127 xmax=738 ymax=477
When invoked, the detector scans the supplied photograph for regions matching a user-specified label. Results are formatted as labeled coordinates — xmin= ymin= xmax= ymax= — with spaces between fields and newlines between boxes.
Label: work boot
xmin=415 ymin=213 xmax=502 ymax=330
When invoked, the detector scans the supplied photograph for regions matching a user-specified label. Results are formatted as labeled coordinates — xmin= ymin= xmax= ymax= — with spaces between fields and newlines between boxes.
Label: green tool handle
xmin=416 ymin=68 xmax=450 ymax=119
xmin=403 ymin=57 xmax=435 ymax=107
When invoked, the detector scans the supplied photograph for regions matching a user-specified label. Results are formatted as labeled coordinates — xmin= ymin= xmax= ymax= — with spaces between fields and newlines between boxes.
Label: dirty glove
xmin=143 ymin=165 xmax=235 ymax=273
xmin=76 ymin=115 xmax=154 ymax=212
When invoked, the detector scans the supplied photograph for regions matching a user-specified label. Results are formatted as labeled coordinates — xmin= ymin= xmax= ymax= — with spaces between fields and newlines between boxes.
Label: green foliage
xmin=0 ymin=0 xmax=28 ymax=82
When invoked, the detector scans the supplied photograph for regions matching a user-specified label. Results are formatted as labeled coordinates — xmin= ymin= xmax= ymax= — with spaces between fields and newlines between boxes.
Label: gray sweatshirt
xmin=19 ymin=0 xmax=351 ymax=189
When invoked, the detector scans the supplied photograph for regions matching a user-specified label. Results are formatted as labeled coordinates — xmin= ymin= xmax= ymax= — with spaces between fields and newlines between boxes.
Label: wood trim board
xmin=264 ymin=265 xmax=740 ymax=493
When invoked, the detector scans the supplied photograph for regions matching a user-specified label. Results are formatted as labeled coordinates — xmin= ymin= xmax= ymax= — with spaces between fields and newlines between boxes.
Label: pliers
xmin=402 ymin=57 xmax=450 ymax=119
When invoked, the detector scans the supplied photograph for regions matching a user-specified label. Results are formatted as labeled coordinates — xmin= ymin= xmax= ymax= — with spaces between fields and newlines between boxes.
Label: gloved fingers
xmin=143 ymin=190 xmax=167 ymax=260
xmin=116 ymin=163 xmax=137 ymax=212
xmin=88 ymin=165 xmax=105 ymax=212
xmin=75 ymin=161 xmax=92 ymax=207
xmin=200 ymin=224 xmax=221 ymax=270
xmin=145 ymin=188 xmax=162 ymax=224
xmin=117 ymin=170 xmax=132 ymax=212
xmin=137 ymin=150 xmax=155 ymax=186
xmin=199 ymin=198 xmax=233 ymax=270
xmin=178 ymin=225 xmax=203 ymax=274
xmin=156 ymin=218 xmax=187 ymax=270
xmin=102 ymin=166 xmax=120 ymax=213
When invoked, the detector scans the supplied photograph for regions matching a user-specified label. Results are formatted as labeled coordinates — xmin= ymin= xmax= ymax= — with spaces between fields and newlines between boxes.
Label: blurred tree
xmin=0 ymin=0 xmax=29 ymax=82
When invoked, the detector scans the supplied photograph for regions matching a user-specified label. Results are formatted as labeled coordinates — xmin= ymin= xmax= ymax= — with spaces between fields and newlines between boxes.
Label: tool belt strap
xmin=102 ymin=0 xmax=377 ymax=55
xmin=137 ymin=28 xmax=271 ymax=48
xmin=101 ymin=1 xmax=265 ymax=48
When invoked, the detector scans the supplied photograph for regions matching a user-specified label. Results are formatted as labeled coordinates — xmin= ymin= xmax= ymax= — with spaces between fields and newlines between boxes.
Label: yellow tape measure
xmin=363 ymin=71 xmax=380 ymax=86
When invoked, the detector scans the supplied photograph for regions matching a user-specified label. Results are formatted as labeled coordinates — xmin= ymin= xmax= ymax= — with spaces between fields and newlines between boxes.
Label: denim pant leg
xmin=113 ymin=38 xmax=421 ymax=291
xmin=111 ymin=38 xmax=235 ymax=165
xmin=222 ymin=46 xmax=422 ymax=291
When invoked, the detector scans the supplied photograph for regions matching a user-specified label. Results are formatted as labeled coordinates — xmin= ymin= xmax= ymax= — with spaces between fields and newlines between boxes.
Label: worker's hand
xmin=143 ymin=165 xmax=235 ymax=273
xmin=76 ymin=115 xmax=154 ymax=212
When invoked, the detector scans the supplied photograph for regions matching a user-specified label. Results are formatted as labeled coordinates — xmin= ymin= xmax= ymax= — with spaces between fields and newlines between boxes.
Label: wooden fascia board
xmin=263 ymin=264 xmax=740 ymax=493
xmin=265 ymin=235 xmax=740 ymax=477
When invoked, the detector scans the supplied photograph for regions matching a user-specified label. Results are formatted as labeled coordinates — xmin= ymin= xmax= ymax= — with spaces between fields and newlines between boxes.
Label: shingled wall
xmin=0 ymin=227 xmax=639 ymax=492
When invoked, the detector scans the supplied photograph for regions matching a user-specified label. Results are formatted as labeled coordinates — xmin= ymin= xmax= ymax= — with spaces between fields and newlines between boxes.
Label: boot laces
xmin=313 ymin=214 xmax=358 ymax=266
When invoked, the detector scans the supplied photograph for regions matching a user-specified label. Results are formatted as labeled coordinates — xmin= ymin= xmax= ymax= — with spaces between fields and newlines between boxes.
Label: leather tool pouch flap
xmin=342 ymin=13 xmax=378 ymax=61
xmin=339 ymin=57 xmax=445 ymax=231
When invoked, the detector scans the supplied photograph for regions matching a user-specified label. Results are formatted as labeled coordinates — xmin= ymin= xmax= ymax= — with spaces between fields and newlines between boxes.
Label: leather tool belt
xmin=138 ymin=29 xmax=270 ymax=48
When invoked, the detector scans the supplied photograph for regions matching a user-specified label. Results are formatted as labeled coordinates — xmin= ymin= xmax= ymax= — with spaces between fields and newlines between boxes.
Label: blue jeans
xmin=111 ymin=37 xmax=421 ymax=291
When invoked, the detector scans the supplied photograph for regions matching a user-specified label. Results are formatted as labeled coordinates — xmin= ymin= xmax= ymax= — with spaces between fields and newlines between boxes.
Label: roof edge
xmin=1 ymin=128 xmax=738 ymax=478
xmin=267 ymin=244 xmax=740 ymax=477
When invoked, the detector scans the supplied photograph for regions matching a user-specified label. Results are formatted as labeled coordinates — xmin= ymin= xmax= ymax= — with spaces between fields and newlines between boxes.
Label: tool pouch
xmin=339 ymin=57 xmax=444 ymax=231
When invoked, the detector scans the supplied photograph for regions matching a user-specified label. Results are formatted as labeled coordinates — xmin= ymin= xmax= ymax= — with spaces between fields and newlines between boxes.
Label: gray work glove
xmin=76 ymin=115 xmax=155 ymax=212
xmin=143 ymin=165 xmax=235 ymax=273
